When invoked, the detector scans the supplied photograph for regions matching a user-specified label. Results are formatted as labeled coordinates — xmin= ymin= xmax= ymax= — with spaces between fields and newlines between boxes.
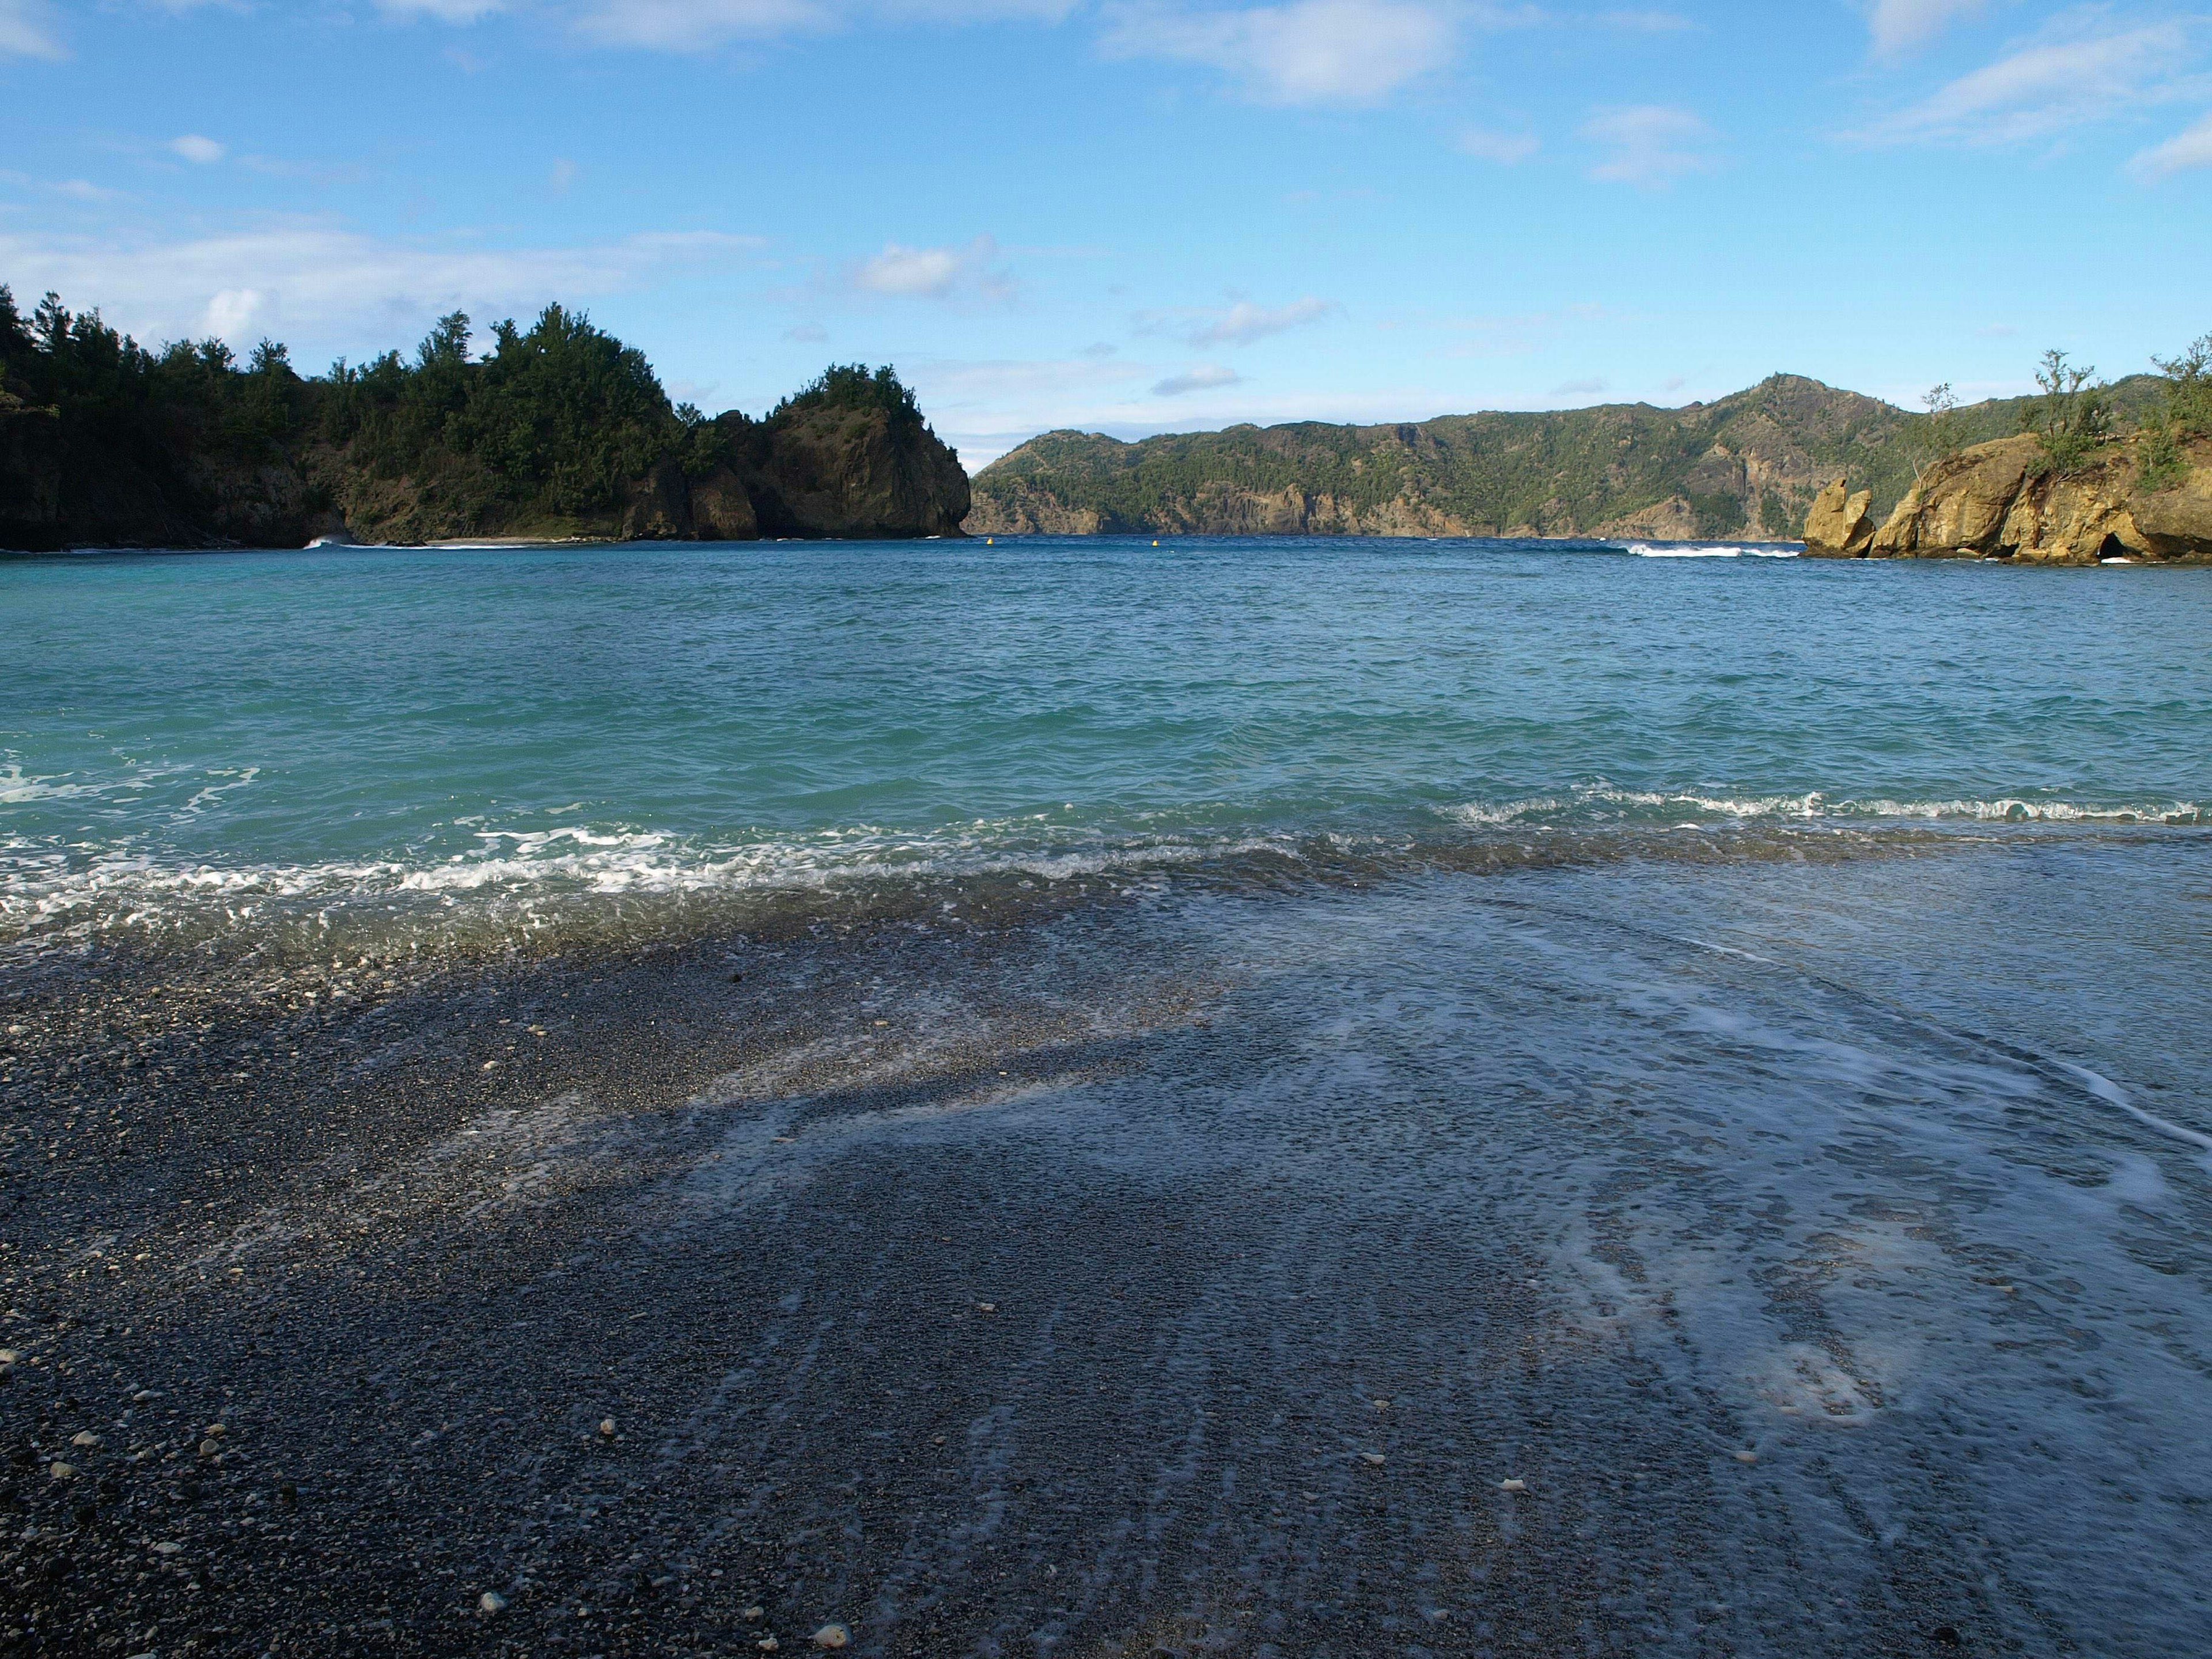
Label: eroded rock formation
xmin=1805 ymin=435 xmax=2212 ymax=564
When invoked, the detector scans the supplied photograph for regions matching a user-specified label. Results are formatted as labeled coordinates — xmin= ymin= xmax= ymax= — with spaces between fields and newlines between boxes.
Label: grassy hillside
xmin=968 ymin=374 xmax=2162 ymax=541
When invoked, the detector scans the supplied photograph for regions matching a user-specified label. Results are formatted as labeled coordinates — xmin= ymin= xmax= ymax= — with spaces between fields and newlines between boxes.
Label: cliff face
xmin=963 ymin=375 xmax=2116 ymax=541
xmin=742 ymin=404 xmax=971 ymax=539
xmin=279 ymin=407 xmax=968 ymax=548
xmin=1805 ymin=435 xmax=2212 ymax=563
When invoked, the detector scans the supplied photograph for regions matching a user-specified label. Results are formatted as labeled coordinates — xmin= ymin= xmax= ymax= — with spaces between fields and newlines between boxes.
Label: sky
xmin=3 ymin=1 xmax=2210 ymax=468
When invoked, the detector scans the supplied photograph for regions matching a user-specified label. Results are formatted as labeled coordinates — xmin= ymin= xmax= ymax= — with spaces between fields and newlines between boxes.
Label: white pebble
xmin=479 ymin=1591 xmax=508 ymax=1615
xmin=1500 ymin=1478 xmax=1527 ymax=1493
xmin=812 ymin=1624 xmax=851 ymax=1649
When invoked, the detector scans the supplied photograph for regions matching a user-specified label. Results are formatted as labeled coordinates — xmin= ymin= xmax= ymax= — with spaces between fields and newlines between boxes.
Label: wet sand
xmin=5 ymin=851 xmax=2209 ymax=1658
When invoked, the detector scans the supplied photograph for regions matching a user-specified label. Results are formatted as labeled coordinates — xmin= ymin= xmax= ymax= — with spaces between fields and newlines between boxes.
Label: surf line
xmin=2057 ymin=1062 xmax=2212 ymax=1157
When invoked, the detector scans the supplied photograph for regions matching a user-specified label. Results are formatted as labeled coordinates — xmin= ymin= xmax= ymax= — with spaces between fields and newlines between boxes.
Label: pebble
xmin=975 ymin=1302 xmax=997 ymax=1313
xmin=50 ymin=1462 xmax=75 ymax=1480
xmin=204 ymin=1423 xmax=226 ymax=1438
xmin=0 ymin=1349 xmax=16 ymax=1364
xmin=757 ymin=1638 xmax=780 ymax=1652
xmin=1359 ymin=1453 xmax=1385 ymax=1467
xmin=132 ymin=1389 xmax=160 ymax=1402
xmin=1734 ymin=1450 xmax=1759 ymax=1464
xmin=71 ymin=1431 xmax=101 ymax=1448
xmin=1500 ymin=1478 xmax=1527 ymax=1493
xmin=743 ymin=1605 xmax=764 ymax=1622
xmin=153 ymin=1542 xmax=181 ymax=1555
xmin=599 ymin=1418 xmax=618 ymax=1438
xmin=479 ymin=1591 xmax=507 ymax=1614
xmin=812 ymin=1623 xmax=851 ymax=1649
xmin=199 ymin=1439 xmax=222 ymax=1458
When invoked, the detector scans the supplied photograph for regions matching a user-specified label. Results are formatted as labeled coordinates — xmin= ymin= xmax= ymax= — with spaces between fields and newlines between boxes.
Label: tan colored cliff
xmin=1806 ymin=434 xmax=2212 ymax=563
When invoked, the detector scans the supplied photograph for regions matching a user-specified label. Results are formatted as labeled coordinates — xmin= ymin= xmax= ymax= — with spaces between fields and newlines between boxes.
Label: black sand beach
xmin=9 ymin=842 xmax=2210 ymax=1658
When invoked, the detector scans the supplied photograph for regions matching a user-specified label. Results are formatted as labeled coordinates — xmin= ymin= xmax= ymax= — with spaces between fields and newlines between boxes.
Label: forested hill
xmin=0 ymin=288 xmax=968 ymax=551
xmin=965 ymin=374 xmax=2161 ymax=541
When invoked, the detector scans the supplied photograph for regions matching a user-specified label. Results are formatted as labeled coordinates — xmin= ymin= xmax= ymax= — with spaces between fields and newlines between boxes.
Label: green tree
xmin=2022 ymin=349 xmax=2111 ymax=475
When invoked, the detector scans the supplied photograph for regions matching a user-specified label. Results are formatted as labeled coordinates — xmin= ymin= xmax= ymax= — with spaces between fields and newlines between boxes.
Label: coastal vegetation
xmin=1804 ymin=338 xmax=2212 ymax=564
xmin=0 ymin=286 xmax=969 ymax=550
xmin=964 ymin=373 xmax=2161 ymax=541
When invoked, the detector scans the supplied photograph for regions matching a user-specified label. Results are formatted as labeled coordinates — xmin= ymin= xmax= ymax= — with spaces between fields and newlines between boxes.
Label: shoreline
xmin=6 ymin=832 xmax=2212 ymax=1654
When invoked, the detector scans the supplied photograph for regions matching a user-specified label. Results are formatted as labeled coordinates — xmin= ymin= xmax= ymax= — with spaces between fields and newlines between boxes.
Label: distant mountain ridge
xmin=965 ymin=374 xmax=2160 ymax=541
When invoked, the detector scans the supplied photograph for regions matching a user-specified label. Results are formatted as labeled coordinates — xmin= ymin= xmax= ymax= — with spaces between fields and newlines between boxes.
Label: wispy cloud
xmin=849 ymin=234 xmax=1013 ymax=302
xmin=1551 ymin=374 xmax=1606 ymax=395
xmin=2131 ymin=109 xmax=2212 ymax=176
xmin=377 ymin=0 xmax=511 ymax=20
xmin=1867 ymin=0 xmax=1982 ymax=56
xmin=1583 ymin=104 xmax=1715 ymax=186
xmin=169 ymin=135 xmax=227 ymax=165
xmin=378 ymin=0 xmax=511 ymax=19
xmin=0 ymin=0 xmax=64 ymax=58
xmin=1598 ymin=9 xmax=1691 ymax=32
xmin=1101 ymin=0 xmax=1455 ymax=105
xmin=570 ymin=0 xmax=834 ymax=47
xmin=1867 ymin=22 xmax=2190 ymax=145
xmin=1458 ymin=126 xmax=1539 ymax=163
xmin=1138 ymin=296 xmax=1335 ymax=347
xmin=0 ymin=224 xmax=763 ymax=353
xmin=1153 ymin=363 xmax=1243 ymax=395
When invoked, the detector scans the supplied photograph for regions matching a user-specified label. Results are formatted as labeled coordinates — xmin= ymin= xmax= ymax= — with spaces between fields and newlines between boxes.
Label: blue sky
xmin=3 ymin=0 xmax=2210 ymax=466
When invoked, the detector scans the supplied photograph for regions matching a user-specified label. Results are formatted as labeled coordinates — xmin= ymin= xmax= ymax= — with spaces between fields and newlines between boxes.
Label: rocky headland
xmin=962 ymin=374 xmax=2163 ymax=543
xmin=0 ymin=291 xmax=968 ymax=551
xmin=1804 ymin=435 xmax=2212 ymax=563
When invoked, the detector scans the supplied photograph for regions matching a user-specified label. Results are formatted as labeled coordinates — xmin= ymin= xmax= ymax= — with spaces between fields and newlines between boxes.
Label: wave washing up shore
xmin=4 ymin=534 xmax=2211 ymax=1658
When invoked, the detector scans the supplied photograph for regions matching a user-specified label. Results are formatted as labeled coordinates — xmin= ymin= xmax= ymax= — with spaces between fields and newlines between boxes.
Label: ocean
xmin=3 ymin=535 xmax=2209 ymax=1656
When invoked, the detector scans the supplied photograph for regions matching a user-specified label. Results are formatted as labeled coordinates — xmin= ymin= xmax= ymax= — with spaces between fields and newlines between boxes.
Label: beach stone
xmin=1500 ymin=1478 xmax=1527 ymax=1492
xmin=71 ymin=1431 xmax=101 ymax=1447
xmin=1734 ymin=1450 xmax=1759 ymax=1464
xmin=743 ymin=1605 xmax=764 ymax=1622
xmin=599 ymin=1417 xmax=618 ymax=1437
xmin=199 ymin=1438 xmax=221 ymax=1458
xmin=758 ymin=1638 xmax=780 ymax=1652
xmin=479 ymin=1590 xmax=508 ymax=1614
xmin=50 ymin=1461 xmax=75 ymax=1480
xmin=1359 ymin=1452 xmax=1385 ymax=1467
xmin=812 ymin=1623 xmax=851 ymax=1648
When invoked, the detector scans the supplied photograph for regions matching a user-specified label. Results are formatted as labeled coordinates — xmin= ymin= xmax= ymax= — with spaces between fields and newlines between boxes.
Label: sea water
xmin=5 ymin=535 xmax=2210 ymax=1650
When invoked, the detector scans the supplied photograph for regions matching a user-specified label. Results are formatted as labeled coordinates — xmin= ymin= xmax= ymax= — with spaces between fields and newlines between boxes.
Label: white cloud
xmin=0 ymin=0 xmax=63 ymax=58
xmin=1599 ymin=9 xmax=1691 ymax=31
xmin=1153 ymin=363 xmax=1243 ymax=395
xmin=377 ymin=0 xmax=509 ymax=20
xmin=1552 ymin=374 xmax=1605 ymax=394
xmin=571 ymin=0 xmax=833 ymax=46
xmin=1101 ymin=0 xmax=1454 ymax=105
xmin=55 ymin=179 xmax=124 ymax=202
xmin=1137 ymin=296 xmax=1334 ymax=347
xmin=1872 ymin=24 xmax=2189 ymax=145
xmin=1583 ymin=104 xmax=1715 ymax=186
xmin=169 ymin=135 xmax=227 ymax=165
xmin=850 ymin=234 xmax=1012 ymax=302
xmin=2132 ymin=109 xmax=2212 ymax=177
xmin=1458 ymin=126 xmax=1538 ymax=162
xmin=0 ymin=224 xmax=762 ymax=354
xmin=1868 ymin=0 xmax=1980 ymax=56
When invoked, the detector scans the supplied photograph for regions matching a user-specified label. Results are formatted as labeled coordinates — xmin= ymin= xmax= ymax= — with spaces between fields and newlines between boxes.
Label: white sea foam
xmin=1617 ymin=543 xmax=1800 ymax=559
xmin=1445 ymin=785 xmax=2202 ymax=828
xmin=0 ymin=815 xmax=1296 ymax=948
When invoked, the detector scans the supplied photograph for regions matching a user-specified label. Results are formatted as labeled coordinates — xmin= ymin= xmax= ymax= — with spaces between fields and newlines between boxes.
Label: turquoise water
xmin=3 ymin=536 xmax=2207 ymax=949
xmin=9 ymin=537 xmax=2212 ymax=1651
